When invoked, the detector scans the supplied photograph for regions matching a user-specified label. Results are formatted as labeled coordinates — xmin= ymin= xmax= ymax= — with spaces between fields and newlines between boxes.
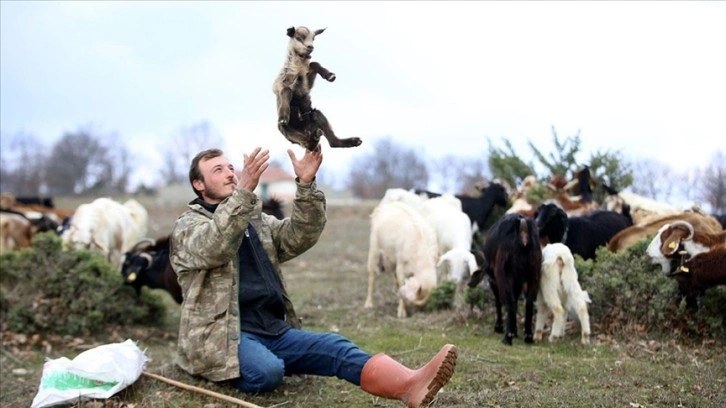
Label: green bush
xmin=425 ymin=280 xmax=456 ymax=311
xmin=576 ymin=239 xmax=726 ymax=339
xmin=0 ymin=232 xmax=167 ymax=336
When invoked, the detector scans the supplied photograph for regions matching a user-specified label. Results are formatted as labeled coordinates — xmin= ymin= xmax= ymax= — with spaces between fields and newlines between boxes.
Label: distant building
xmin=237 ymin=164 xmax=296 ymax=202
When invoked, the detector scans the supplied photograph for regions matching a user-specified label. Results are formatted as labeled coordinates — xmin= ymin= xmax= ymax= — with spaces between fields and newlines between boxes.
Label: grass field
xmin=1 ymin=197 xmax=725 ymax=408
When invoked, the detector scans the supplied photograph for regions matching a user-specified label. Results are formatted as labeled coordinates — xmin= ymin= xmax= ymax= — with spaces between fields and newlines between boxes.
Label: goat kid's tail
xmin=581 ymin=290 xmax=592 ymax=304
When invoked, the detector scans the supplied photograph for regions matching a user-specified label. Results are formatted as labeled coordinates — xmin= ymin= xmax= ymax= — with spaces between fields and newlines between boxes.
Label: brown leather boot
xmin=360 ymin=344 xmax=458 ymax=408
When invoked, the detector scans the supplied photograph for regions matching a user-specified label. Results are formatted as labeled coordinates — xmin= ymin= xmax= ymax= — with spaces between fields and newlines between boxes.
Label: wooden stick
xmin=142 ymin=370 xmax=265 ymax=408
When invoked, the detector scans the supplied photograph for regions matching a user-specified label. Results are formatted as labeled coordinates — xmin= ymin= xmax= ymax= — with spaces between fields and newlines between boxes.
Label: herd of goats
xmin=1 ymin=165 xmax=725 ymax=345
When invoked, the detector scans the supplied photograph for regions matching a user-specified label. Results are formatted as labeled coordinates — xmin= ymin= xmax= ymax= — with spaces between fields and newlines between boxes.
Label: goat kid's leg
xmin=310 ymin=61 xmax=336 ymax=82
xmin=575 ymin=300 xmax=591 ymax=345
xmin=311 ymin=109 xmax=362 ymax=149
xmin=534 ymin=294 xmax=548 ymax=342
xmin=276 ymin=88 xmax=293 ymax=126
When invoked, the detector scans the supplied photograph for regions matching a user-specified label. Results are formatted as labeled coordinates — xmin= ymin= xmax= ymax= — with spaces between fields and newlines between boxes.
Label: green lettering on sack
xmin=42 ymin=372 xmax=117 ymax=391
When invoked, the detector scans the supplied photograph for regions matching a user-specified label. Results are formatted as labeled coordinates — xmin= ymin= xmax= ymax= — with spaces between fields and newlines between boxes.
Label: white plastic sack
xmin=31 ymin=339 xmax=148 ymax=408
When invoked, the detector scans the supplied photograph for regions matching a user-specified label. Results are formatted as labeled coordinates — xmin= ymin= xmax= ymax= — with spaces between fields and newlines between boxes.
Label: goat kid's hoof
xmin=326 ymin=73 xmax=336 ymax=82
xmin=278 ymin=118 xmax=288 ymax=126
xmin=524 ymin=334 xmax=534 ymax=344
xmin=502 ymin=334 xmax=514 ymax=346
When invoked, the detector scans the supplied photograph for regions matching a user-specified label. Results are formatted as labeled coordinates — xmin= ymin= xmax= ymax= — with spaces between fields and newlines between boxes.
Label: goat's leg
xmin=276 ymin=88 xmax=293 ymax=126
xmin=310 ymin=61 xmax=336 ymax=82
xmin=502 ymin=287 xmax=518 ymax=345
xmin=574 ymin=298 xmax=591 ymax=345
xmin=534 ymin=293 xmax=548 ymax=342
xmin=488 ymin=277 xmax=504 ymax=334
xmin=310 ymin=109 xmax=362 ymax=149
xmin=364 ymin=246 xmax=381 ymax=309
xmin=523 ymin=280 xmax=538 ymax=344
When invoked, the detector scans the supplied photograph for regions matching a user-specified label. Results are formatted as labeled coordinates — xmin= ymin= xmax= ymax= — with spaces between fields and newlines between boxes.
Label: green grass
xmin=1 ymin=200 xmax=725 ymax=408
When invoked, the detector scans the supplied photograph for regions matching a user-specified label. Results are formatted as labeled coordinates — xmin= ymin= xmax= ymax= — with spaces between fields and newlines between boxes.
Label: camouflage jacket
xmin=169 ymin=181 xmax=326 ymax=382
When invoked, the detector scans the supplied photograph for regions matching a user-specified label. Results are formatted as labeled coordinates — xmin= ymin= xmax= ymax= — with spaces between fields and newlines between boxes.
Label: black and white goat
xmin=273 ymin=26 xmax=362 ymax=150
xmin=121 ymin=236 xmax=182 ymax=304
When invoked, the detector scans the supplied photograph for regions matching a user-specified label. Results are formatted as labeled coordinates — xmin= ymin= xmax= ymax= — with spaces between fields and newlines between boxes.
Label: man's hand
xmin=239 ymin=147 xmax=270 ymax=192
xmin=288 ymin=143 xmax=323 ymax=184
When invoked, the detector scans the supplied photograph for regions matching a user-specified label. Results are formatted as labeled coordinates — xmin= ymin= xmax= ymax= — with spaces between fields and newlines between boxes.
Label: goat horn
xmin=132 ymin=237 xmax=156 ymax=251
xmin=140 ymin=252 xmax=153 ymax=265
xmin=668 ymin=220 xmax=695 ymax=241
xmin=563 ymin=178 xmax=579 ymax=191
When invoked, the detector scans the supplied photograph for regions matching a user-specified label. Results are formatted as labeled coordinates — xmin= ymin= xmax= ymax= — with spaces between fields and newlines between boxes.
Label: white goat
xmin=61 ymin=197 xmax=148 ymax=268
xmin=419 ymin=196 xmax=477 ymax=309
xmin=534 ymin=243 xmax=592 ymax=345
xmin=604 ymin=190 xmax=679 ymax=225
xmin=365 ymin=201 xmax=438 ymax=318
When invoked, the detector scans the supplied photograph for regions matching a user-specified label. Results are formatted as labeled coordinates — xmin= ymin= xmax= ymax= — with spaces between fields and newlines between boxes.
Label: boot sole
xmin=417 ymin=345 xmax=458 ymax=407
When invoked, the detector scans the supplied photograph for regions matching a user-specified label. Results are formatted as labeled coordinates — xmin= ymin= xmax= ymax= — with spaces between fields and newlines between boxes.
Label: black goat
xmin=468 ymin=213 xmax=542 ymax=345
xmin=262 ymin=197 xmax=285 ymax=220
xmin=535 ymin=203 xmax=632 ymax=260
xmin=121 ymin=236 xmax=182 ymax=304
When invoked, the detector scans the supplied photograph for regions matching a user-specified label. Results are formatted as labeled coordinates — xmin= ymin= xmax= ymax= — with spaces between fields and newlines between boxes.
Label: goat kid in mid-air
xmin=273 ymin=26 xmax=362 ymax=151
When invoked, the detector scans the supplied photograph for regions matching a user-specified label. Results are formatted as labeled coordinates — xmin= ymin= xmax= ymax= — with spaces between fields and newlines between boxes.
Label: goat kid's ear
xmin=314 ymin=27 xmax=327 ymax=36
xmin=286 ymin=27 xmax=295 ymax=37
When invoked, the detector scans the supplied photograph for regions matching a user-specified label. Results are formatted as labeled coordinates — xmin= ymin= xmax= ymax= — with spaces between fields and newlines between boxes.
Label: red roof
xmin=236 ymin=165 xmax=294 ymax=183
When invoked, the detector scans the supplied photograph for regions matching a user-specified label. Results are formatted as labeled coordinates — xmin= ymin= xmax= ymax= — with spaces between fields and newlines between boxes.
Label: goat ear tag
xmin=127 ymin=272 xmax=137 ymax=282
xmin=668 ymin=242 xmax=677 ymax=249
xmin=679 ymin=266 xmax=689 ymax=273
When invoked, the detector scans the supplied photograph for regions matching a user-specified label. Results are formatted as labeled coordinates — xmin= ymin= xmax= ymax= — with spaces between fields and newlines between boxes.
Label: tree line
xmin=1 ymin=124 xmax=724 ymax=213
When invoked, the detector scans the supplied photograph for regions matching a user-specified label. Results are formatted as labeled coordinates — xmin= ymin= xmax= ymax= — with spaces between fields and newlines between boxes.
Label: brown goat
xmin=273 ymin=26 xmax=362 ymax=151
xmin=670 ymin=246 xmax=726 ymax=310
xmin=607 ymin=212 xmax=723 ymax=253
xmin=658 ymin=220 xmax=726 ymax=257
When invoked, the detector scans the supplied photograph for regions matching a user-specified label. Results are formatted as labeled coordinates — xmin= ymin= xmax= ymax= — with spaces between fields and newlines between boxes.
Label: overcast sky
xmin=1 ymin=1 xmax=725 ymax=191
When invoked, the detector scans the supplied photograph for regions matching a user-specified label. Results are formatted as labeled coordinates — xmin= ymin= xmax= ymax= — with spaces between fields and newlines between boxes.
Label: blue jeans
xmin=230 ymin=329 xmax=372 ymax=393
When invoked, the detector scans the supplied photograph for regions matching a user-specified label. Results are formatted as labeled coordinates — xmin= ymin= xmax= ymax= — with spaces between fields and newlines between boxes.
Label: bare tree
xmin=700 ymin=151 xmax=726 ymax=213
xmin=0 ymin=132 xmax=48 ymax=195
xmin=45 ymin=130 xmax=112 ymax=195
xmin=345 ymin=137 xmax=428 ymax=199
xmin=629 ymin=158 xmax=675 ymax=201
xmin=158 ymin=120 xmax=226 ymax=185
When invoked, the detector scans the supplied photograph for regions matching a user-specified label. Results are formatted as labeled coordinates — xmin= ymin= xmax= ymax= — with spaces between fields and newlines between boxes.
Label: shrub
xmin=425 ymin=280 xmax=456 ymax=311
xmin=576 ymin=239 xmax=726 ymax=339
xmin=0 ymin=232 xmax=167 ymax=336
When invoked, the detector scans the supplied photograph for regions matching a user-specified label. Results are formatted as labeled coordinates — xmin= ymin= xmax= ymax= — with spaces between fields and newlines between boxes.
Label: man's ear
xmin=192 ymin=179 xmax=204 ymax=193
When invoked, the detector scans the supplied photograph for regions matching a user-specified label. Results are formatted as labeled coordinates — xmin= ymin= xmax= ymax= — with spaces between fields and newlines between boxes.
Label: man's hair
xmin=189 ymin=148 xmax=224 ymax=198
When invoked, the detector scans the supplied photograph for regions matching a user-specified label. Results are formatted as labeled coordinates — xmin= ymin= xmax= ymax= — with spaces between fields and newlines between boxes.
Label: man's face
xmin=193 ymin=155 xmax=238 ymax=204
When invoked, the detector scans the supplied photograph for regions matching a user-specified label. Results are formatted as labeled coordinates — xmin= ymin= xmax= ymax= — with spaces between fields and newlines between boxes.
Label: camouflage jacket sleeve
xmin=265 ymin=178 xmax=327 ymax=263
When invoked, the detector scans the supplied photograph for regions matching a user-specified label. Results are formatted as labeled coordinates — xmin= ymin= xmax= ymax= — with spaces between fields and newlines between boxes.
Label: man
xmin=169 ymin=144 xmax=458 ymax=408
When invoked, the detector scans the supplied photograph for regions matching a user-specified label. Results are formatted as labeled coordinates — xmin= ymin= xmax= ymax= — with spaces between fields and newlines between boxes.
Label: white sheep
xmin=534 ymin=243 xmax=592 ymax=345
xmin=364 ymin=201 xmax=438 ymax=318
